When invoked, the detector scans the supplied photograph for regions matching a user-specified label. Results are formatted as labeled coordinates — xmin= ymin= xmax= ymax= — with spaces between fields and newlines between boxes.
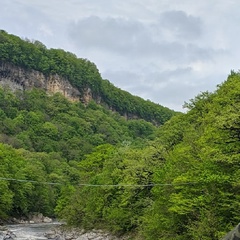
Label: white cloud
xmin=1 ymin=0 xmax=240 ymax=111
xmin=158 ymin=10 xmax=202 ymax=41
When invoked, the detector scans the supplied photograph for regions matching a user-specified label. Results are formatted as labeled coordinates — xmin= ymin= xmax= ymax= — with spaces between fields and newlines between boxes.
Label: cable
xmin=0 ymin=177 xmax=62 ymax=185
xmin=78 ymin=182 xmax=198 ymax=187
xmin=0 ymin=177 xmax=198 ymax=187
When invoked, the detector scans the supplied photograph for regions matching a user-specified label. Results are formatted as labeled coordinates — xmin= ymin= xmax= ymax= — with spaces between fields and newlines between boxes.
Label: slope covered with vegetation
xmin=0 ymin=86 xmax=158 ymax=220
xmin=0 ymin=30 xmax=240 ymax=240
xmin=0 ymin=31 xmax=172 ymax=225
xmin=0 ymin=30 xmax=175 ymax=125
xmin=54 ymin=72 xmax=240 ymax=239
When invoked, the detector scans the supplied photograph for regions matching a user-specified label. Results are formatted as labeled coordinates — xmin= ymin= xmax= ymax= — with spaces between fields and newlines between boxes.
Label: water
xmin=4 ymin=222 xmax=59 ymax=240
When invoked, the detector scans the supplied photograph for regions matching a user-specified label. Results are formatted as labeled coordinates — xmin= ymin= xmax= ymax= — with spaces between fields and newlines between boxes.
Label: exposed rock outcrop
xmin=80 ymin=87 xmax=92 ymax=104
xmin=222 ymin=223 xmax=240 ymax=240
xmin=0 ymin=62 xmax=80 ymax=102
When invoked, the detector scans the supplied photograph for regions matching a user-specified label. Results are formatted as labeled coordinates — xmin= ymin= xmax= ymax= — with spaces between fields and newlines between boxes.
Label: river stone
xmin=2 ymin=231 xmax=16 ymax=240
xmin=0 ymin=226 xmax=8 ymax=231
xmin=222 ymin=223 xmax=240 ymax=240
xmin=43 ymin=217 xmax=53 ymax=223
xmin=45 ymin=226 xmax=129 ymax=240
xmin=44 ymin=230 xmax=57 ymax=239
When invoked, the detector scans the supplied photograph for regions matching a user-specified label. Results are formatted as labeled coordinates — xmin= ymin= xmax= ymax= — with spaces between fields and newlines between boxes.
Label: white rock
xmin=43 ymin=217 xmax=52 ymax=223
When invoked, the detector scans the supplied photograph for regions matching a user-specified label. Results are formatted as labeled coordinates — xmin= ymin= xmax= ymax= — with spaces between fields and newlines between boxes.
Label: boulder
xmin=27 ymin=213 xmax=52 ymax=223
xmin=222 ymin=223 xmax=240 ymax=240
xmin=43 ymin=217 xmax=53 ymax=223
xmin=0 ymin=226 xmax=8 ymax=231
xmin=2 ymin=230 xmax=16 ymax=240
xmin=44 ymin=230 xmax=58 ymax=239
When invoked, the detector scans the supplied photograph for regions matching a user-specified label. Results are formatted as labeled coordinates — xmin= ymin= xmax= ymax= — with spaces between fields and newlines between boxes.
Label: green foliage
xmin=0 ymin=86 xmax=156 ymax=157
xmin=2 ymin=29 xmax=240 ymax=240
xmin=101 ymin=80 xmax=176 ymax=125
xmin=0 ymin=84 xmax=158 ymax=222
xmin=140 ymin=71 xmax=240 ymax=239
xmin=55 ymin=144 xmax=160 ymax=234
xmin=0 ymin=30 xmax=176 ymax=125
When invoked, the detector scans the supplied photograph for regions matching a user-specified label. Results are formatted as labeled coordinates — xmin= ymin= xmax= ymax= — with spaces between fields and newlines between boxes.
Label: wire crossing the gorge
xmin=0 ymin=177 xmax=62 ymax=185
xmin=78 ymin=182 xmax=198 ymax=187
xmin=0 ymin=177 xmax=198 ymax=187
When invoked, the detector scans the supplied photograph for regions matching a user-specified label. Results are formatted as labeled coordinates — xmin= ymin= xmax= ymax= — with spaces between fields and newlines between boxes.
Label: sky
xmin=1 ymin=0 xmax=240 ymax=111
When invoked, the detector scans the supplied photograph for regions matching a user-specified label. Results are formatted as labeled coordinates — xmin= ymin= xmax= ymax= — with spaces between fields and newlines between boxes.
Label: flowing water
xmin=3 ymin=222 xmax=59 ymax=240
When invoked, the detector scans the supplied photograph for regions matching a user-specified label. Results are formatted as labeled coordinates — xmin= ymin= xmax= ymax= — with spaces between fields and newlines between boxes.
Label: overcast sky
xmin=1 ymin=0 xmax=240 ymax=111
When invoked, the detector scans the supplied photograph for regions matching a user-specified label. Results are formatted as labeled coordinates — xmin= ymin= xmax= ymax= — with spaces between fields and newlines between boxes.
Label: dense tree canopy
xmin=55 ymin=71 xmax=240 ymax=239
xmin=0 ymin=30 xmax=240 ymax=239
xmin=0 ymin=30 xmax=176 ymax=125
xmin=0 ymin=84 xmax=158 ymax=222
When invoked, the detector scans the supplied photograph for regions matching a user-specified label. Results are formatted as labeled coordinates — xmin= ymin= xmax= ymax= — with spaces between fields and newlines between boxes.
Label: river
xmin=3 ymin=222 xmax=60 ymax=240
xmin=1 ymin=222 xmax=126 ymax=240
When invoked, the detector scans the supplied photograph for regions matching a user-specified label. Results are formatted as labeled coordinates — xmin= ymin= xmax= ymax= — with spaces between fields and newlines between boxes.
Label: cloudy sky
xmin=1 ymin=0 xmax=240 ymax=111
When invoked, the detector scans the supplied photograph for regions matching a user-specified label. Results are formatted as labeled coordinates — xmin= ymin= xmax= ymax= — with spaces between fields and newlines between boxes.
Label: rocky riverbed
xmin=0 ymin=213 xmax=131 ymax=240
xmin=0 ymin=223 xmax=130 ymax=240
xmin=44 ymin=226 xmax=129 ymax=240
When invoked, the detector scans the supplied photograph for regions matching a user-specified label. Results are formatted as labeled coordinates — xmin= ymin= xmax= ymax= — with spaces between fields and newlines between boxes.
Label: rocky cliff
xmin=0 ymin=62 xmax=81 ymax=102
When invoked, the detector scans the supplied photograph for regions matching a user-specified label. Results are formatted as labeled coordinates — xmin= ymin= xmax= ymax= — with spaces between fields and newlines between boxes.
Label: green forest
xmin=0 ymin=30 xmax=175 ymax=126
xmin=0 ymin=30 xmax=240 ymax=239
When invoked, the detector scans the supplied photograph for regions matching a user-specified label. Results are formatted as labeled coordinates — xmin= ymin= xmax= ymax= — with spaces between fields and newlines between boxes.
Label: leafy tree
xmin=0 ymin=30 xmax=176 ymax=125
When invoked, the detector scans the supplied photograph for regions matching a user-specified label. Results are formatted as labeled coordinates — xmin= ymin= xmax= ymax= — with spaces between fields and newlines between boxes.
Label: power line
xmin=0 ymin=177 xmax=62 ymax=185
xmin=78 ymin=182 xmax=198 ymax=187
xmin=0 ymin=177 xmax=198 ymax=187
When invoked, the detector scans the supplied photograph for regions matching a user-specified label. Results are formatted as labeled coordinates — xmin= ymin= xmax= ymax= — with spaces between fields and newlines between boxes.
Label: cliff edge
xmin=0 ymin=62 xmax=80 ymax=102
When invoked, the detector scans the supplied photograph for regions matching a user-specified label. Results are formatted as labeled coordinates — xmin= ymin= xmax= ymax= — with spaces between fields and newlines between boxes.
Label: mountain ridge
xmin=0 ymin=30 xmax=177 ymax=125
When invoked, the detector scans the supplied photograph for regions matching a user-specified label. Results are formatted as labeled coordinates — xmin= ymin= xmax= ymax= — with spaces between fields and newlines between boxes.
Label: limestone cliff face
xmin=80 ymin=87 xmax=93 ymax=104
xmin=0 ymin=62 xmax=81 ymax=102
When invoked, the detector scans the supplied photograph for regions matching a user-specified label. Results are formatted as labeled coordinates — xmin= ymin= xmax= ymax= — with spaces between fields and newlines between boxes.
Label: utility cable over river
xmin=0 ymin=177 xmax=199 ymax=187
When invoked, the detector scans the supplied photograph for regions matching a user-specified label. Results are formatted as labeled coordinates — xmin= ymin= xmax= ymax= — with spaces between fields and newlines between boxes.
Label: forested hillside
xmin=0 ymin=31 xmax=173 ymax=226
xmin=0 ymin=30 xmax=175 ymax=125
xmin=0 ymin=30 xmax=240 ymax=240
xmin=0 ymin=86 xmax=158 ymax=220
xmin=54 ymin=72 xmax=240 ymax=239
